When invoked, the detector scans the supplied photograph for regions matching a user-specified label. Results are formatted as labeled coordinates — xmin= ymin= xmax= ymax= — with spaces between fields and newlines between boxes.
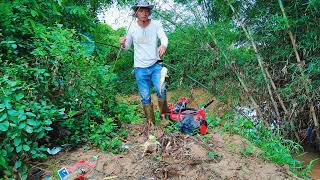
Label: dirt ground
xmin=40 ymin=125 xmax=299 ymax=180
xmin=37 ymin=89 xmax=301 ymax=179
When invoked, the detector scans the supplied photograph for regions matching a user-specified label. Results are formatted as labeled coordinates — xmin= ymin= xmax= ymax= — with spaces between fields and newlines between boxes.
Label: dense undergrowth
xmin=219 ymin=113 xmax=306 ymax=175
xmin=0 ymin=0 xmax=139 ymax=178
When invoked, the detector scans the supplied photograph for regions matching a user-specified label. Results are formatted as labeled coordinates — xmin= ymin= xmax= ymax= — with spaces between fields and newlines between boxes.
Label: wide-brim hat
xmin=131 ymin=0 xmax=154 ymax=11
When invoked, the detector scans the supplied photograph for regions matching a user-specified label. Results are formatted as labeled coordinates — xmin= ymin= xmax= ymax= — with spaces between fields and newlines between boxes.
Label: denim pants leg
xmin=135 ymin=63 xmax=166 ymax=105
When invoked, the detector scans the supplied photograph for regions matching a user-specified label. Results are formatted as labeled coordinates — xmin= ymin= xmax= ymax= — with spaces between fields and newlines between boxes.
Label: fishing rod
xmin=95 ymin=41 xmax=132 ymax=52
xmin=110 ymin=6 xmax=142 ymax=71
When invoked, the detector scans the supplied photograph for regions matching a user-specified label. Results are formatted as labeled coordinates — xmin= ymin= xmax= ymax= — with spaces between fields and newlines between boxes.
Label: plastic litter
xmin=57 ymin=167 xmax=69 ymax=180
xmin=47 ymin=146 xmax=62 ymax=155
xmin=43 ymin=176 xmax=51 ymax=180
xmin=121 ymin=143 xmax=129 ymax=149
xmin=59 ymin=156 xmax=98 ymax=180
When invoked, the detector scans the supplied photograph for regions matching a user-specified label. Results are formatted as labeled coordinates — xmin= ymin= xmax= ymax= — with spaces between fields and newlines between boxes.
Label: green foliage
xmin=94 ymin=24 xmax=136 ymax=95
xmin=88 ymin=117 xmax=123 ymax=153
xmin=300 ymin=158 xmax=319 ymax=178
xmin=240 ymin=143 xmax=254 ymax=157
xmin=160 ymin=0 xmax=319 ymax=158
xmin=0 ymin=73 xmax=58 ymax=178
xmin=0 ymin=0 xmax=138 ymax=178
xmin=163 ymin=20 xmax=254 ymax=102
xmin=223 ymin=114 xmax=306 ymax=174
xmin=208 ymin=151 xmax=217 ymax=159
xmin=164 ymin=121 xmax=181 ymax=133
xmin=93 ymin=23 xmax=118 ymax=63
xmin=242 ymin=0 xmax=320 ymax=105
xmin=206 ymin=114 xmax=224 ymax=127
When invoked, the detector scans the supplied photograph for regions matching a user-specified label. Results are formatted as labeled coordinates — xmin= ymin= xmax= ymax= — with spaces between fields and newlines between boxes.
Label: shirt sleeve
xmin=157 ymin=21 xmax=168 ymax=48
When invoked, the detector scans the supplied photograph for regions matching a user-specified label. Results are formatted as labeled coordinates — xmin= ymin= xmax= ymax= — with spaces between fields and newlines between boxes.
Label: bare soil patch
xmin=40 ymin=124 xmax=298 ymax=180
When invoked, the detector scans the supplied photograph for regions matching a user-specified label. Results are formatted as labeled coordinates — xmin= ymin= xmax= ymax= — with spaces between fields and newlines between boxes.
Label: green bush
xmin=223 ymin=114 xmax=304 ymax=174
xmin=0 ymin=0 xmax=137 ymax=178
xmin=0 ymin=72 xmax=60 ymax=178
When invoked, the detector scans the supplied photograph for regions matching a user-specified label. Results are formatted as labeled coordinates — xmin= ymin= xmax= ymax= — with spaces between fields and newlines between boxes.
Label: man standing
xmin=120 ymin=0 xmax=169 ymax=129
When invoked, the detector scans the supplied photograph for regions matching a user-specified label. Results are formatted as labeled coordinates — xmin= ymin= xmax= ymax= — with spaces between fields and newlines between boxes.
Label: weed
xmin=223 ymin=112 xmax=305 ymax=174
xmin=240 ymin=143 xmax=254 ymax=157
xmin=208 ymin=151 xmax=217 ymax=159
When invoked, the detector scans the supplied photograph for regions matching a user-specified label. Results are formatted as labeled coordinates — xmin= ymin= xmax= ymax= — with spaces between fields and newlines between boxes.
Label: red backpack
xmin=168 ymin=97 xmax=212 ymax=135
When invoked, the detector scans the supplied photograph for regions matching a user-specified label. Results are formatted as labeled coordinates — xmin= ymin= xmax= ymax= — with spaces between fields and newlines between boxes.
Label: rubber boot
xmin=143 ymin=104 xmax=155 ymax=134
xmin=158 ymin=99 xmax=169 ymax=126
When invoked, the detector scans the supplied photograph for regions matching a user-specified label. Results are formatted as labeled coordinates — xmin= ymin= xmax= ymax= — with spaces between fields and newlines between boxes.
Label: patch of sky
xmin=96 ymin=0 xmax=207 ymax=31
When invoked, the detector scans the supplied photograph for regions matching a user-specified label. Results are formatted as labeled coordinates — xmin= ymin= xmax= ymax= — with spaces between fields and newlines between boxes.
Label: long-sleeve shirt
xmin=124 ymin=20 xmax=168 ymax=68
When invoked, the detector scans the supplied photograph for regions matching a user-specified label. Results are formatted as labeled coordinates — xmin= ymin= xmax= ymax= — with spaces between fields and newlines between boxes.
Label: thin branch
xmin=227 ymin=1 xmax=281 ymax=124
xmin=278 ymin=0 xmax=319 ymax=147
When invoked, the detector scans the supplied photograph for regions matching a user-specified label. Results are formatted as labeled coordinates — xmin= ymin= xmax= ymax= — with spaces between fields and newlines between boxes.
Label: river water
xmin=296 ymin=145 xmax=320 ymax=179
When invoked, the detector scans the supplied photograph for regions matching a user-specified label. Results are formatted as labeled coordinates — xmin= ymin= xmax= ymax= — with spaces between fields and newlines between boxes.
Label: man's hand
xmin=119 ymin=37 xmax=126 ymax=48
xmin=158 ymin=45 xmax=167 ymax=57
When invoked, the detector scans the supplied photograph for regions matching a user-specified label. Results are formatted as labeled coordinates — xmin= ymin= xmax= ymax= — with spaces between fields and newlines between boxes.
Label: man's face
xmin=136 ymin=8 xmax=151 ymax=21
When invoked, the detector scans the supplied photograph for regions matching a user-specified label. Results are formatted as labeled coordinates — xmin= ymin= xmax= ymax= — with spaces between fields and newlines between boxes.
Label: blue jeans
xmin=134 ymin=63 xmax=166 ymax=105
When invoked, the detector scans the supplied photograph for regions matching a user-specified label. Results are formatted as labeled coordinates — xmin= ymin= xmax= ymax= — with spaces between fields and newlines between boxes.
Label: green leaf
xmin=44 ymin=127 xmax=53 ymax=131
xmin=26 ymin=112 xmax=36 ymax=117
xmin=31 ymin=150 xmax=36 ymax=154
xmin=3 ymin=98 xmax=12 ymax=109
xmin=44 ymin=119 xmax=52 ymax=125
xmin=0 ymin=113 xmax=7 ymax=122
xmin=0 ymin=156 xmax=8 ymax=170
xmin=31 ymin=10 xmax=38 ymax=17
xmin=57 ymin=0 xmax=63 ymax=6
xmin=243 ymin=121 xmax=253 ymax=129
xmin=15 ymin=93 xmax=24 ymax=101
xmin=18 ymin=113 xmax=27 ymax=121
xmin=34 ymin=69 xmax=46 ymax=76
xmin=22 ymin=145 xmax=30 ymax=151
xmin=8 ymin=109 xmax=18 ymax=116
xmin=37 ymin=132 xmax=46 ymax=139
xmin=11 ymin=43 xmax=17 ymax=49
xmin=27 ymin=119 xmax=36 ymax=126
xmin=7 ymin=80 xmax=17 ymax=87
xmin=0 ymin=104 xmax=5 ymax=112
xmin=6 ymin=144 xmax=14 ymax=153
xmin=0 ymin=121 xmax=10 ymax=131
xmin=16 ymin=145 xmax=22 ymax=153
xmin=14 ymin=161 xmax=22 ymax=169
xmin=1 ymin=149 xmax=7 ymax=157
xmin=25 ymin=125 xmax=33 ymax=133
xmin=1 ymin=40 xmax=15 ymax=44
xmin=19 ymin=172 xmax=28 ymax=180
xmin=18 ymin=122 xmax=26 ymax=129
xmin=14 ymin=138 xmax=21 ymax=147
xmin=208 ymin=151 xmax=217 ymax=159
